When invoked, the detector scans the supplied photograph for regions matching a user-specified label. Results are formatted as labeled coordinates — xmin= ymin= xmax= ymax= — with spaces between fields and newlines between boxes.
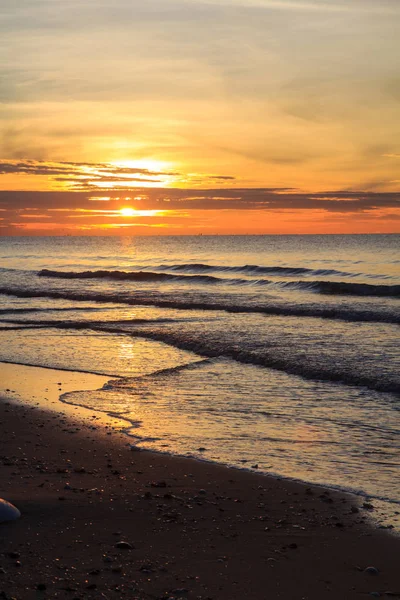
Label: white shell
xmin=0 ymin=498 xmax=21 ymax=523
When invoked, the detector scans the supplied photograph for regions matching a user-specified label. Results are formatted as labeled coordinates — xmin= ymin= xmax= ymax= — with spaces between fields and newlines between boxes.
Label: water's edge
xmin=1 ymin=359 xmax=398 ymax=535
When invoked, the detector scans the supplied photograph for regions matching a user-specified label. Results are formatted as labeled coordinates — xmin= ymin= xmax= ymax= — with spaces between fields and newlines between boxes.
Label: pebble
xmin=0 ymin=499 xmax=21 ymax=523
xmin=364 ymin=566 xmax=379 ymax=576
xmin=115 ymin=541 xmax=133 ymax=550
xmin=151 ymin=480 xmax=167 ymax=488
xmin=112 ymin=566 xmax=122 ymax=573
xmin=86 ymin=583 xmax=97 ymax=590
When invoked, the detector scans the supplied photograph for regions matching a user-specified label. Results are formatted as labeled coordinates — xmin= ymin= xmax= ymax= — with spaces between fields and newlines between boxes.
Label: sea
xmin=0 ymin=235 xmax=399 ymax=526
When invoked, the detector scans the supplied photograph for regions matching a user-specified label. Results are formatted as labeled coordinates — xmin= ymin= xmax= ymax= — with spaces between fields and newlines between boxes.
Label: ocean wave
xmin=101 ymin=327 xmax=400 ymax=395
xmin=37 ymin=269 xmax=400 ymax=297
xmin=283 ymin=280 xmax=400 ymax=298
xmin=0 ymin=287 xmax=398 ymax=324
xmin=3 ymin=318 xmax=398 ymax=394
xmin=151 ymin=262 xmax=358 ymax=278
xmin=38 ymin=268 xmax=227 ymax=285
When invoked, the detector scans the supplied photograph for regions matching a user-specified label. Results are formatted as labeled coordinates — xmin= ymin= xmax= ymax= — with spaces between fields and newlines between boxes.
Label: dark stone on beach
xmin=363 ymin=502 xmax=374 ymax=510
xmin=364 ymin=566 xmax=379 ymax=576
xmin=151 ymin=480 xmax=167 ymax=488
xmin=112 ymin=566 xmax=122 ymax=573
xmin=320 ymin=495 xmax=333 ymax=503
xmin=86 ymin=583 xmax=97 ymax=590
xmin=139 ymin=562 xmax=155 ymax=573
xmin=115 ymin=541 xmax=133 ymax=550
xmin=36 ymin=584 xmax=46 ymax=591
xmin=197 ymin=447 xmax=207 ymax=452
xmin=251 ymin=464 xmax=259 ymax=469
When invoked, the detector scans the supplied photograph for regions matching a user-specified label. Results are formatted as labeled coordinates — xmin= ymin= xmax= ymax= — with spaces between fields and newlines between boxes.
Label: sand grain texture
xmin=0 ymin=399 xmax=399 ymax=600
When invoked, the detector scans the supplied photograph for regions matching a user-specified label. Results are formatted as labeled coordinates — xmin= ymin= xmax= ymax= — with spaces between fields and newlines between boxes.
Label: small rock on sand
xmin=0 ymin=499 xmax=21 ymax=523
xmin=364 ymin=566 xmax=379 ymax=576
xmin=115 ymin=541 xmax=133 ymax=550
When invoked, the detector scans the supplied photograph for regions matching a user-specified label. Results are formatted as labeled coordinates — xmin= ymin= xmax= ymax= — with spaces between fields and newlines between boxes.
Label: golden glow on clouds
xmin=0 ymin=160 xmax=239 ymax=192
xmin=0 ymin=0 xmax=399 ymax=233
xmin=1 ymin=186 xmax=398 ymax=235
xmin=112 ymin=159 xmax=172 ymax=174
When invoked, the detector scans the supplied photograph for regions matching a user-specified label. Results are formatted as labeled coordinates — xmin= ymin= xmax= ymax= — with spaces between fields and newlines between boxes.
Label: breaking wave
xmin=39 ymin=268 xmax=225 ymax=284
xmin=149 ymin=263 xmax=357 ymax=277
xmin=38 ymin=269 xmax=400 ymax=298
xmin=284 ymin=280 xmax=400 ymax=298
xmin=0 ymin=287 xmax=398 ymax=324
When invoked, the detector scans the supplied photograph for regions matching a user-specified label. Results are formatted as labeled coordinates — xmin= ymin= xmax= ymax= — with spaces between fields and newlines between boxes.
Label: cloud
xmin=0 ymin=160 xmax=172 ymax=178
xmin=0 ymin=188 xmax=398 ymax=214
xmin=1 ymin=0 xmax=399 ymax=198
xmin=0 ymin=160 xmax=236 ymax=190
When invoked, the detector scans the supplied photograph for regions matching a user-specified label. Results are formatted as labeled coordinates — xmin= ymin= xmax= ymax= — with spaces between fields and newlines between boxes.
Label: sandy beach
xmin=0 ymin=366 xmax=399 ymax=600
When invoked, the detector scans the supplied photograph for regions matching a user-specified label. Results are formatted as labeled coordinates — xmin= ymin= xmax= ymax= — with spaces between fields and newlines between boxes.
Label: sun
xmin=119 ymin=207 xmax=165 ymax=218
xmin=119 ymin=207 xmax=136 ymax=217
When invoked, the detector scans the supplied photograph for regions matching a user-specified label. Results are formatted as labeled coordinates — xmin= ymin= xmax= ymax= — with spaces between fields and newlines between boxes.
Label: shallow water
xmin=0 ymin=234 xmax=399 ymax=524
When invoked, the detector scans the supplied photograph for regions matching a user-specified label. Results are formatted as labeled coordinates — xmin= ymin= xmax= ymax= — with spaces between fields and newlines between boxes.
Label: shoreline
xmin=1 ymin=366 xmax=400 ymax=598
xmin=0 ymin=357 xmax=123 ymax=379
xmin=2 ymin=360 xmax=399 ymax=533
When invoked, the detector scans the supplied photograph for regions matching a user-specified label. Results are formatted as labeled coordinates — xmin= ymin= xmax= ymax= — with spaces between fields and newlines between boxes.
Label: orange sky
xmin=1 ymin=181 xmax=399 ymax=235
xmin=1 ymin=0 xmax=399 ymax=234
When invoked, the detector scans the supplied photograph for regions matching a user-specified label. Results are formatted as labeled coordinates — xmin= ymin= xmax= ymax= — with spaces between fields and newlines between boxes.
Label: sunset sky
xmin=1 ymin=0 xmax=399 ymax=234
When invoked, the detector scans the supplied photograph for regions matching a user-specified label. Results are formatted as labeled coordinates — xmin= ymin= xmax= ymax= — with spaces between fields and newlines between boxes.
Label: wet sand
xmin=0 ymin=369 xmax=399 ymax=599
